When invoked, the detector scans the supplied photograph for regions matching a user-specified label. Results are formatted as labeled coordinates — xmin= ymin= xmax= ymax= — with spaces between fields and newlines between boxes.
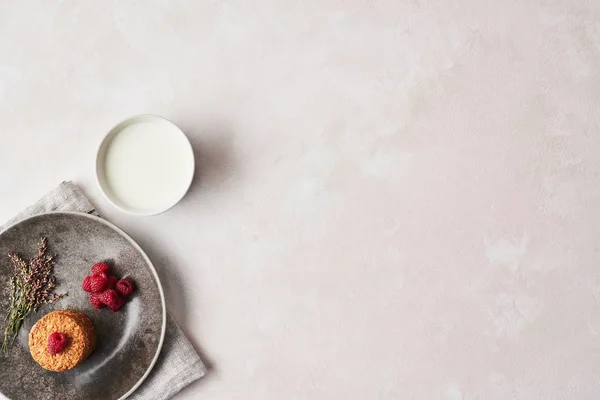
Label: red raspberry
xmin=91 ymin=262 xmax=110 ymax=276
xmin=48 ymin=332 xmax=67 ymax=355
xmin=89 ymin=274 xmax=108 ymax=293
xmin=115 ymin=279 xmax=135 ymax=297
xmin=98 ymin=289 xmax=120 ymax=308
xmin=106 ymin=275 xmax=118 ymax=289
xmin=81 ymin=276 xmax=93 ymax=292
xmin=82 ymin=274 xmax=108 ymax=293
xmin=89 ymin=293 xmax=105 ymax=309
xmin=108 ymin=296 xmax=125 ymax=312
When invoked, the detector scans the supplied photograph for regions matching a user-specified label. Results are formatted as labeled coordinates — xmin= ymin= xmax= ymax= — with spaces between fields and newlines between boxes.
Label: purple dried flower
xmin=2 ymin=238 xmax=67 ymax=352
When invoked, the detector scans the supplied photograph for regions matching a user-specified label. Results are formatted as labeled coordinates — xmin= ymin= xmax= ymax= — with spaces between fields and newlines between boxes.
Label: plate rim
xmin=0 ymin=211 xmax=167 ymax=400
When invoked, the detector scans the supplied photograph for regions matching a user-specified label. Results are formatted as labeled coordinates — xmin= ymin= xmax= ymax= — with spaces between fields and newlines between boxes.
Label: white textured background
xmin=1 ymin=1 xmax=600 ymax=399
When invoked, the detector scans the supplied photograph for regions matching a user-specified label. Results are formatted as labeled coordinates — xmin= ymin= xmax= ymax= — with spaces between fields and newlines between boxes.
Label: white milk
xmin=102 ymin=119 xmax=194 ymax=214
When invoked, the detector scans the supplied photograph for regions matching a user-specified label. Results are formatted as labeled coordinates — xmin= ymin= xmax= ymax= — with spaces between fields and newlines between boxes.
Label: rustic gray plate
xmin=0 ymin=212 xmax=166 ymax=400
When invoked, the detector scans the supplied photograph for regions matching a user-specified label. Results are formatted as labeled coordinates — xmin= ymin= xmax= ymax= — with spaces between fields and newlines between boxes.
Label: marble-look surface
xmin=0 ymin=1 xmax=599 ymax=399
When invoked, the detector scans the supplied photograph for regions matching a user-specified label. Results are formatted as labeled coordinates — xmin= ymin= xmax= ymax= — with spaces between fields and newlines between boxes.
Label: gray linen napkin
xmin=0 ymin=181 xmax=206 ymax=400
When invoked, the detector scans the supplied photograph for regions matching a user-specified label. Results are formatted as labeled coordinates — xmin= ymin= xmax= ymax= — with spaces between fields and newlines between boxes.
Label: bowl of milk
xmin=96 ymin=115 xmax=195 ymax=215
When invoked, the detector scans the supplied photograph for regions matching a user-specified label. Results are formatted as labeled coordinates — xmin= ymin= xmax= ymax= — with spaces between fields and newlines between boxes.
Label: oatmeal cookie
xmin=28 ymin=310 xmax=96 ymax=372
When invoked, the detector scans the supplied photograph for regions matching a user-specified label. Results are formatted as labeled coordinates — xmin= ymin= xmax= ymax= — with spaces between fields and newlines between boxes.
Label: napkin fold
xmin=0 ymin=181 xmax=206 ymax=400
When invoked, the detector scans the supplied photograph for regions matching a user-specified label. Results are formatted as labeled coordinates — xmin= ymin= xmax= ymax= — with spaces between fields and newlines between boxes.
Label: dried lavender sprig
xmin=1 ymin=238 xmax=66 ymax=353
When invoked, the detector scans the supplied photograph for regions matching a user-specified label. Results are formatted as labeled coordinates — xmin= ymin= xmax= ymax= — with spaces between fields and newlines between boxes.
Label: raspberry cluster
xmin=82 ymin=263 xmax=135 ymax=312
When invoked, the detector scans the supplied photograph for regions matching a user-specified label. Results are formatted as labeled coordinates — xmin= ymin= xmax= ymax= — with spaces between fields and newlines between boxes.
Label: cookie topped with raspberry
xmin=28 ymin=310 xmax=96 ymax=372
